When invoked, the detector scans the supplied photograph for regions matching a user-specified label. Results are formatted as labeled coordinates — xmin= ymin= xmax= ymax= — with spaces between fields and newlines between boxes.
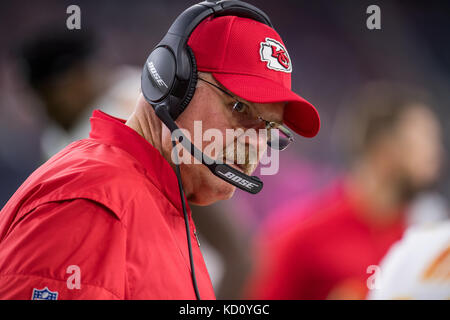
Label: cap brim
xmin=212 ymin=73 xmax=320 ymax=138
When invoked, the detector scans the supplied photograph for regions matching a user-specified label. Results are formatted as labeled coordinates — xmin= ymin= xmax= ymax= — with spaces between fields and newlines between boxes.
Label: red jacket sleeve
xmin=0 ymin=199 xmax=126 ymax=300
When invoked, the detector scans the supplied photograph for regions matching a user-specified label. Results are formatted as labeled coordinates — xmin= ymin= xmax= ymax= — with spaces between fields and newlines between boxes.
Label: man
xmin=18 ymin=24 xmax=251 ymax=301
xmin=245 ymin=82 xmax=444 ymax=299
xmin=0 ymin=13 xmax=320 ymax=299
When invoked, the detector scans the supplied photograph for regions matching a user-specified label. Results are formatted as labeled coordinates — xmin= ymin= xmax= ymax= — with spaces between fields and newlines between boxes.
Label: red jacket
xmin=245 ymin=181 xmax=405 ymax=300
xmin=0 ymin=110 xmax=215 ymax=300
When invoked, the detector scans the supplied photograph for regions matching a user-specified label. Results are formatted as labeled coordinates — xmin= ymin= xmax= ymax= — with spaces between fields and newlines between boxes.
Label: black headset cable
xmin=172 ymin=138 xmax=201 ymax=300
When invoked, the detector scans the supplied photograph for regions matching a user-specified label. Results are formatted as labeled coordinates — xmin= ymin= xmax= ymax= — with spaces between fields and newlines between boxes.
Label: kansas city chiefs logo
xmin=260 ymin=38 xmax=292 ymax=73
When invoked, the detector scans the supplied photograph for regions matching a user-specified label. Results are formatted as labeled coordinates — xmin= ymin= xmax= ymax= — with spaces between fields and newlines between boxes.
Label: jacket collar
xmin=88 ymin=109 xmax=189 ymax=215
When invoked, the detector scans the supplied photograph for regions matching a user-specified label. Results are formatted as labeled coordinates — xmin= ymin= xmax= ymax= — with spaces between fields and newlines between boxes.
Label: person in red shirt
xmin=245 ymin=82 xmax=445 ymax=300
xmin=0 ymin=3 xmax=321 ymax=299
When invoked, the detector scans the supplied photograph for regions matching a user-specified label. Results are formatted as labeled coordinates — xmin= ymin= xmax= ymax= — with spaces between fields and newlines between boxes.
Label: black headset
xmin=141 ymin=0 xmax=273 ymax=299
xmin=141 ymin=0 xmax=274 ymax=195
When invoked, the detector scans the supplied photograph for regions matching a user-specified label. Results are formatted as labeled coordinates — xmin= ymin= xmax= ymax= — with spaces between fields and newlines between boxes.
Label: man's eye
xmin=232 ymin=102 xmax=246 ymax=113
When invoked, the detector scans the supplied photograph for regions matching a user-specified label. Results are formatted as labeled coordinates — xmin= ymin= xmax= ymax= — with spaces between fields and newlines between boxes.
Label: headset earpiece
xmin=176 ymin=45 xmax=198 ymax=118
xmin=141 ymin=45 xmax=197 ymax=121
xmin=141 ymin=46 xmax=176 ymax=104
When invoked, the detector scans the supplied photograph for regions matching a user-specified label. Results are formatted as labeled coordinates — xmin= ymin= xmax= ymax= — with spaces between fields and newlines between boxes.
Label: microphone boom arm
xmin=155 ymin=104 xmax=263 ymax=194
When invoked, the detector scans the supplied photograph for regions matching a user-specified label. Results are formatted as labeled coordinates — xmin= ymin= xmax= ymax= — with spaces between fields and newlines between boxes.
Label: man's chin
xmin=186 ymin=162 xmax=256 ymax=206
xmin=209 ymin=177 xmax=237 ymax=201
xmin=188 ymin=174 xmax=236 ymax=206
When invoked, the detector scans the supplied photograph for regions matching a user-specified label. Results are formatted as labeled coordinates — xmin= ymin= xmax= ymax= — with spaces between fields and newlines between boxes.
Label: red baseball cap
xmin=188 ymin=16 xmax=320 ymax=138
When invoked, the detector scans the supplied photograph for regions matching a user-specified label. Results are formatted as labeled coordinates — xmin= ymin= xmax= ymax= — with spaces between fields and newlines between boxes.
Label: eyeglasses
xmin=198 ymin=77 xmax=294 ymax=151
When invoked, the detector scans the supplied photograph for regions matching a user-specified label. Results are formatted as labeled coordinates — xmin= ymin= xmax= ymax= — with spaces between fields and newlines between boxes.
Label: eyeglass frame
xmin=197 ymin=77 xmax=294 ymax=151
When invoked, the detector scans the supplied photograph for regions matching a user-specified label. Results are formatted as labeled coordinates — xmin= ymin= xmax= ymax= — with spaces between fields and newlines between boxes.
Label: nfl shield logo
xmin=31 ymin=287 xmax=58 ymax=300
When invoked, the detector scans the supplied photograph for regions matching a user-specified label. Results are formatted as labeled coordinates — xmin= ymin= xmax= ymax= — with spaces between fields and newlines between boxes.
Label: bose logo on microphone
xmin=218 ymin=171 xmax=259 ymax=190
xmin=147 ymin=61 xmax=168 ymax=88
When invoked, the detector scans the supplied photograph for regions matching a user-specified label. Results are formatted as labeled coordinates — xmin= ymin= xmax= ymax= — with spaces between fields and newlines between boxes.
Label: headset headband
xmin=142 ymin=1 xmax=273 ymax=106
xmin=158 ymin=0 xmax=272 ymax=83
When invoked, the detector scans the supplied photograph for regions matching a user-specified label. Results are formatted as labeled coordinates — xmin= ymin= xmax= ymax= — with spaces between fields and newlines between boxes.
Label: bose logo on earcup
xmin=147 ymin=61 xmax=168 ymax=88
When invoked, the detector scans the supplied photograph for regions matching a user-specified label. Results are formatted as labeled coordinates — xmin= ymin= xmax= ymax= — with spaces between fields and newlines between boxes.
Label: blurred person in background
xmin=17 ymin=30 xmax=105 ymax=159
xmin=245 ymin=82 xmax=446 ymax=300
xmin=368 ymin=221 xmax=450 ymax=300
xmin=17 ymin=29 xmax=140 ymax=160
